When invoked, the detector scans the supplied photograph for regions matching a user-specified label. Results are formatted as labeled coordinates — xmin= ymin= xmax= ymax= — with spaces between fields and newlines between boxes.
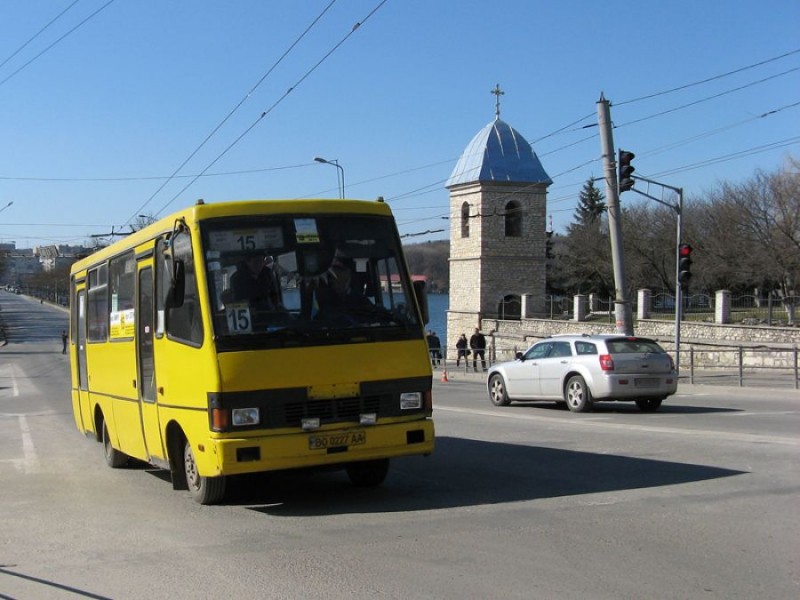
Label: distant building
xmin=0 ymin=243 xmax=93 ymax=285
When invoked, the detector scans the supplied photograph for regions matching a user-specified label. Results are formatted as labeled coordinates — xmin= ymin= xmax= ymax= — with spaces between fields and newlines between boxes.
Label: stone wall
xmin=477 ymin=316 xmax=799 ymax=369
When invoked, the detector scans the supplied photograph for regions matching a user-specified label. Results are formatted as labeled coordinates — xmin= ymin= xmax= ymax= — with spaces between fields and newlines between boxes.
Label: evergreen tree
xmin=558 ymin=178 xmax=613 ymax=296
xmin=574 ymin=177 xmax=606 ymax=225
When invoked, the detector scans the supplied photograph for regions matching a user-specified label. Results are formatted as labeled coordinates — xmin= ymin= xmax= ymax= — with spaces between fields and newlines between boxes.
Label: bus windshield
xmin=202 ymin=213 xmax=421 ymax=349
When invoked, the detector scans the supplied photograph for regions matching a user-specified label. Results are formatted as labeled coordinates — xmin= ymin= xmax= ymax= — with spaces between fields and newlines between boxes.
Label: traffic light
xmin=618 ymin=149 xmax=635 ymax=193
xmin=678 ymin=243 xmax=693 ymax=289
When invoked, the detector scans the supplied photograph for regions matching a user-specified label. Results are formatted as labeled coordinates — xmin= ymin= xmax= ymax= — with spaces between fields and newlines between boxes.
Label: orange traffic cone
xmin=441 ymin=368 xmax=449 ymax=382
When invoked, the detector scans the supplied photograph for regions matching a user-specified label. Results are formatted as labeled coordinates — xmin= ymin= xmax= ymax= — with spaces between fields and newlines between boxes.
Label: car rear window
xmin=606 ymin=338 xmax=665 ymax=354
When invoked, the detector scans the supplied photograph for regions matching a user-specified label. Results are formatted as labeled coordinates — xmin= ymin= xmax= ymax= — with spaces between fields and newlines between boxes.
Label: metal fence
xmin=543 ymin=292 xmax=799 ymax=327
xmin=680 ymin=346 xmax=799 ymax=389
xmin=432 ymin=344 xmax=800 ymax=390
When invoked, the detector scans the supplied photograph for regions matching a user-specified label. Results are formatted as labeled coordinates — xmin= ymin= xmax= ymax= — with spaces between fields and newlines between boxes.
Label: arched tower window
xmin=461 ymin=202 xmax=470 ymax=238
xmin=505 ymin=200 xmax=522 ymax=237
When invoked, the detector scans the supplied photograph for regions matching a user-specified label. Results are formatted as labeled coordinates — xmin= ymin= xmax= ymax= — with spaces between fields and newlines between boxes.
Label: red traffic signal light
xmin=678 ymin=243 xmax=693 ymax=288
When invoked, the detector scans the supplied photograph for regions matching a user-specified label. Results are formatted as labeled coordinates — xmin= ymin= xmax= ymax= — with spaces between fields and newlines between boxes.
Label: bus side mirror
xmin=413 ymin=279 xmax=429 ymax=325
xmin=170 ymin=259 xmax=186 ymax=308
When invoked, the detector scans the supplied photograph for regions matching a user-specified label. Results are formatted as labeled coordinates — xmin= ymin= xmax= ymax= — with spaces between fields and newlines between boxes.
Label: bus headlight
xmin=232 ymin=407 xmax=260 ymax=427
xmin=400 ymin=392 xmax=422 ymax=410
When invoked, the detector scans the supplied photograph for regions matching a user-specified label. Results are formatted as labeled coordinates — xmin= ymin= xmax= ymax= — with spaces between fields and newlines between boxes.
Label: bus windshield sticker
xmin=277 ymin=251 xmax=297 ymax=272
xmin=225 ymin=303 xmax=253 ymax=334
xmin=294 ymin=219 xmax=319 ymax=243
xmin=110 ymin=309 xmax=135 ymax=339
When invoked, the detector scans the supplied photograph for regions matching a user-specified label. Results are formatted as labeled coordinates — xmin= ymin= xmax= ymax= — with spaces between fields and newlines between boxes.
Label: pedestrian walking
xmin=469 ymin=327 xmax=487 ymax=371
xmin=61 ymin=330 xmax=68 ymax=354
xmin=455 ymin=333 xmax=468 ymax=366
xmin=426 ymin=330 xmax=442 ymax=367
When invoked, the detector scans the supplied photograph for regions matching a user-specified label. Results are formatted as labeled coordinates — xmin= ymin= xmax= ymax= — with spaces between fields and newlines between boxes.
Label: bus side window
xmin=87 ymin=264 xmax=109 ymax=342
xmin=156 ymin=234 xmax=203 ymax=346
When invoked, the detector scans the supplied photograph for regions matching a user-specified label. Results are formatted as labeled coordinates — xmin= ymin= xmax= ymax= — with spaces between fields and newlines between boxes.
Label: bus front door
xmin=74 ymin=287 xmax=91 ymax=432
xmin=137 ymin=266 xmax=164 ymax=460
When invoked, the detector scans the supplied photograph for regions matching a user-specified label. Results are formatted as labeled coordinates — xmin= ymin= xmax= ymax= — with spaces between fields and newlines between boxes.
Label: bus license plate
xmin=308 ymin=431 xmax=366 ymax=451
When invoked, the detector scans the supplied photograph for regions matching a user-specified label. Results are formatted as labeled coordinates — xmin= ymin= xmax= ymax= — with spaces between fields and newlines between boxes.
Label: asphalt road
xmin=1 ymin=292 xmax=799 ymax=599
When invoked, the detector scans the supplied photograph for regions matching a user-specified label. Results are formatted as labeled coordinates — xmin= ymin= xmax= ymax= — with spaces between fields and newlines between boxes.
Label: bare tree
xmin=703 ymin=157 xmax=800 ymax=322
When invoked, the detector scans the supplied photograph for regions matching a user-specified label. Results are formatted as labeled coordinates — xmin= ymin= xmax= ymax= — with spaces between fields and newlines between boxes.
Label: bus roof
xmin=70 ymin=198 xmax=394 ymax=274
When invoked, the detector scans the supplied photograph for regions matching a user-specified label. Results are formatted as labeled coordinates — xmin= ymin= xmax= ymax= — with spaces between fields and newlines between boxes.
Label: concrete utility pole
xmin=597 ymin=94 xmax=633 ymax=335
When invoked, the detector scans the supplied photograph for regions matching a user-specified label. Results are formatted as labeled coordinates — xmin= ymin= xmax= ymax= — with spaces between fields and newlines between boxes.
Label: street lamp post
xmin=314 ymin=157 xmax=345 ymax=199
xmin=0 ymin=201 xmax=13 ymax=216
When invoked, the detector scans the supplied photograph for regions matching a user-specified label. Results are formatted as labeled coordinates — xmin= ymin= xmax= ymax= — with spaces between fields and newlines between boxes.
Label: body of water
xmin=426 ymin=293 xmax=449 ymax=352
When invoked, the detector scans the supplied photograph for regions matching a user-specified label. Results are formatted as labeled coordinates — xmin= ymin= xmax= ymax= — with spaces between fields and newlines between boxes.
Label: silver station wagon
xmin=487 ymin=334 xmax=678 ymax=412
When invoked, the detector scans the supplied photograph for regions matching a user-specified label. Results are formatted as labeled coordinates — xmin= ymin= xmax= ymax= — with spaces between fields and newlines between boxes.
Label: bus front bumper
xmin=207 ymin=419 xmax=435 ymax=476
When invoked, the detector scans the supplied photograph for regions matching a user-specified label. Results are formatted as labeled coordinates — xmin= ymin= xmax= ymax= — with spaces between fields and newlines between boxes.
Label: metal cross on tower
xmin=491 ymin=83 xmax=504 ymax=119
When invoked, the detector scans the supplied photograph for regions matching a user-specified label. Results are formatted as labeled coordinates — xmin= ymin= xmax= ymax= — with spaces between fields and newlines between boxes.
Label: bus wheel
xmin=183 ymin=441 xmax=226 ymax=505
xmin=346 ymin=458 xmax=390 ymax=487
xmin=102 ymin=420 xmax=128 ymax=468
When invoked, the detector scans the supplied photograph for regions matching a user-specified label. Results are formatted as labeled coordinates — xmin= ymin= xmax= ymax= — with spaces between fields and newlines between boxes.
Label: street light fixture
xmin=314 ymin=157 xmax=345 ymax=199
xmin=0 ymin=201 xmax=13 ymax=216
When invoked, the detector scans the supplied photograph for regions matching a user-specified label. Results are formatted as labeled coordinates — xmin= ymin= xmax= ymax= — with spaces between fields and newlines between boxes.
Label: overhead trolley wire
xmin=149 ymin=0 xmax=390 ymax=220
xmin=120 ymin=0 xmax=340 ymax=227
xmin=0 ymin=0 xmax=117 ymax=90
xmin=616 ymin=66 xmax=800 ymax=129
xmin=615 ymin=47 xmax=800 ymax=107
xmin=0 ymin=0 xmax=82 ymax=72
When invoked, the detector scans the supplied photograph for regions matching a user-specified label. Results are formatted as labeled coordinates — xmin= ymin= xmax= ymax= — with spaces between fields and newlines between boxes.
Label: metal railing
xmin=432 ymin=344 xmax=800 ymax=390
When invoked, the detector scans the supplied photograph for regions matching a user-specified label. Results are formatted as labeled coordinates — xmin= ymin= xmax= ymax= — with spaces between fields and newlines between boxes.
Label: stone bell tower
xmin=446 ymin=85 xmax=552 ymax=341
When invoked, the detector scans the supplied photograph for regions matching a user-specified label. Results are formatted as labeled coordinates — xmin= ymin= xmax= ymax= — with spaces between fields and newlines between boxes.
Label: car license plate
xmin=308 ymin=431 xmax=366 ymax=451
xmin=635 ymin=378 xmax=659 ymax=388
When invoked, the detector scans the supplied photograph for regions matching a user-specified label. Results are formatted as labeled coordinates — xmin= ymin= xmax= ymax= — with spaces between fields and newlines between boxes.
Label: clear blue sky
xmin=0 ymin=0 xmax=798 ymax=249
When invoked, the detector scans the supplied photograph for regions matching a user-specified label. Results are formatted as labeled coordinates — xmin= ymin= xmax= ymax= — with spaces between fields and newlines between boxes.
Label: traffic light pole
xmin=597 ymin=95 xmax=633 ymax=335
xmin=629 ymin=175 xmax=685 ymax=374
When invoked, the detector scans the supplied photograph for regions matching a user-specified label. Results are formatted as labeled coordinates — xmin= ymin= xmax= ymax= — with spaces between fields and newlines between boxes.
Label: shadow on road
xmin=510 ymin=402 xmax=742 ymax=415
xmin=233 ymin=435 xmax=744 ymax=515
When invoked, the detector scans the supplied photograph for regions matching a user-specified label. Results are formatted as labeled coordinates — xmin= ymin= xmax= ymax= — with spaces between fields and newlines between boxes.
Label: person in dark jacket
xmin=455 ymin=333 xmax=468 ymax=366
xmin=469 ymin=327 xmax=487 ymax=371
xmin=427 ymin=330 xmax=442 ymax=366
xmin=231 ymin=252 xmax=282 ymax=311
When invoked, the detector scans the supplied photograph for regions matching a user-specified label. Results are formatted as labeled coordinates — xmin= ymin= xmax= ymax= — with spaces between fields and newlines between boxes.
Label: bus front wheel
xmin=346 ymin=458 xmax=390 ymax=487
xmin=183 ymin=441 xmax=226 ymax=505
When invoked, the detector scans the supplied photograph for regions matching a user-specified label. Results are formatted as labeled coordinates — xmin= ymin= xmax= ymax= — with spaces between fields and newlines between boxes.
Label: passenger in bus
xmin=230 ymin=251 xmax=283 ymax=311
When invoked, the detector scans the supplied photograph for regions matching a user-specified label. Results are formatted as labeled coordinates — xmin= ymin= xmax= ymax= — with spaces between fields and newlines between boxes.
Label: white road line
xmin=0 ymin=415 xmax=40 ymax=473
xmin=18 ymin=415 xmax=39 ymax=473
xmin=435 ymin=405 xmax=800 ymax=447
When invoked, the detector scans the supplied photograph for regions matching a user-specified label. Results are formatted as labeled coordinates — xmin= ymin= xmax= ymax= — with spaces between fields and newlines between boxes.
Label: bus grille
xmin=283 ymin=396 xmax=383 ymax=428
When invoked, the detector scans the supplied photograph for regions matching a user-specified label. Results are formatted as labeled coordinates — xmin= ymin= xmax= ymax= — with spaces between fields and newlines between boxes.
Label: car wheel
xmin=564 ymin=375 xmax=593 ymax=413
xmin=184 ymin=441 xmax=226 ymax=505
xmin=635 ymin=397 xmax=663 ymax=412
xmin=488 ymin=373 xmax=511 ymax=406
xmin=346 ymin=458 xmax=390 ymax=487
xmin=102 ymin=420 xmax=128 ymax=468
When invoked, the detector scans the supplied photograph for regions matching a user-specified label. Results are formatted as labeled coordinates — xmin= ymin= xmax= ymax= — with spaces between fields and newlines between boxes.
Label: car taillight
xmin=599 ymin=354 xmax=615 ymax=371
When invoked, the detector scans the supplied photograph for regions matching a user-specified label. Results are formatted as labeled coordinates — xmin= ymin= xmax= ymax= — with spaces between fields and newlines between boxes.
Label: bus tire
xmin=346 ymin=458 xmax=390 ymax=487
xmin=183 ymin=441 xmax=226 ymax=505
xmin=102 ymin=420 xmax=128 ymax=468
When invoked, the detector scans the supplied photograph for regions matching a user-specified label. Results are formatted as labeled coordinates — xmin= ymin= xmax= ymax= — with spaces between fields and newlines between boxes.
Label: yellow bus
xmin=69 ymin=198 xmax=434 ymax=504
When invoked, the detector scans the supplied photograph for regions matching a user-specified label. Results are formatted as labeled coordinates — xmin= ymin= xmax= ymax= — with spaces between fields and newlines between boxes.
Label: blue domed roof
xmin=446 ymin=119 xmax=552 ymax=188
